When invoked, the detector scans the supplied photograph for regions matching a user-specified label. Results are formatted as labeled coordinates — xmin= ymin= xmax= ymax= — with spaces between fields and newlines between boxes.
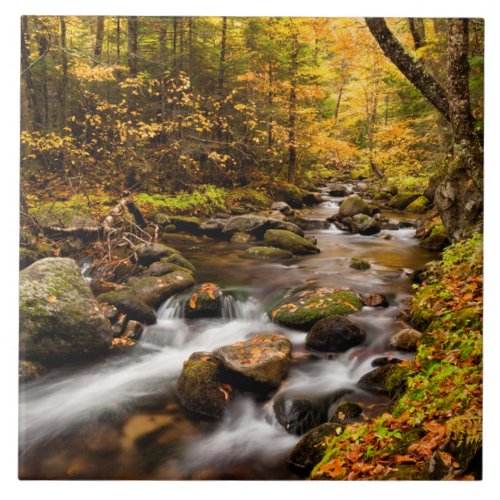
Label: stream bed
xmin=18 ymin=188 xmax=437 ymax=479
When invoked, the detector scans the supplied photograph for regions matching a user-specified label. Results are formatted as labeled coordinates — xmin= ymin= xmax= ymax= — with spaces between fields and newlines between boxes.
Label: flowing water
xmin=18 ymin=187 xmax=438 ymax=480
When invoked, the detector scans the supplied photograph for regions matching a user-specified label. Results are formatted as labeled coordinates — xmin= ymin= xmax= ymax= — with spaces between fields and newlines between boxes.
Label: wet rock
xmin=406 ymin=195 xmax=430 ymax=213
xmin=329 ymin=183 xmax=348 ymax=197
xmin=19 ymin=258 xmax=113 ymax=365
xmin=288 ymin=423 xmax=341 ymax=476
xmin=270 ymin=288 xmax=363 ymax=331
xmin=388 ymin=328 xmax=422 ymax=352
xmin=97 ymin=291 xmax=156 ymax=325
xmin=302 ymin=192 xmax=323 ymax=205
xmin=426 ymin=450 xmax=455 ymax=480
xmin=160 ymin=254 xmax=196 ymax=272
xmin=387 ymin=193 xmax=420 ymax=210
xmin=241 ymin=246 xmax=293 ymax=261
xmin=149 ymin=261 xmax=194 ymax=277
xmin=153 ymin=212 xmax=171 ymax=228
xmin=380 ymin=221 xmax=400 ymax=230
xmin=200 ymin=219 xmax=226 ymax=238
xmin=130 ymin=270 xmax=195 ymax=308
xmin=357 ymin=364 xmax=406 ymax=397
xmin=136 ymin=243 xmax=179 ymax=266
xmin=19 ymin=360 xmax=47 ymax=383
xmin=338 ymin=195 xmax=379 ymax=218
xmin=419 ymin=231 xmax=451 ymax=251
xmin=222 ymin=214 xmax=268 ymax=236
xmin=305 ymin=316 xmax=366 ymax=352
xmin=169 ymin=216 xmax=202 ymax=233
xmin=371 ymin=356 xmax=403 ymax=367
xmin=184 ymin=283 xmax=224 ymax=319
xmin=230 ymin=231 xmax=255 ymax=244
xmin=123 ymin=320 xmax=144 ymax=340
xmin=330 ymin=402 xmax=363 ymax=424
xmin=263 ymin=229 xmax=319 ymax=255
xmin=350 ymin=257 xmax=370 ymax=270
xmin=214 ymin=333 xmax=292 ymax=388
xmin=175 ymin=352 xmax=232 ymax=419
xmin=111 ymin=314 xmax=127 ymax=337
xmin=84 ymin=424 xmax=122 ymax=456
xmin=302 ymin=219 xmax=329 ymax=230
xmin=361 ymin=293 xmax=389 ymax=308
xmin=273 ymin=393 xmax=327 ymax=435
xmin=348 ymin=214 xmax=381 ymax=235
xmin=271 ymin=201 xmax=294 ymax=215
xmin=398 ymin=220 xmax=416 ymax=229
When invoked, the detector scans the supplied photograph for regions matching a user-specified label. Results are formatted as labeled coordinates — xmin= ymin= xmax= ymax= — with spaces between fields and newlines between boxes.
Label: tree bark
xmin=217 ymin=16 xmax=227 ymax=141
xmin=34 ymin=18 xmax=50 ymax=127
xmin=21 ymin=16 xmax=41 ymax=130
xmin=94 ymin=16 xmax=105 ymax=64
xmin=116 ymin=16 xmax=121 ymax=63
xmin=365 ymin=18 xmax=450 ymax=121
xmin=267 ymin=63 xmax=273 ymax=148
xmin=59 ymin=16 xmax=68 ymax=127
xmin=408 ymin=18 xmax=426 ymax=50
xmin=159 ymin=22 xmax=167 ymax=122
xmin=127 ymin=16 xmax=138 ymax=76
xmin=287 ymin=32 xmax=299 ymax=184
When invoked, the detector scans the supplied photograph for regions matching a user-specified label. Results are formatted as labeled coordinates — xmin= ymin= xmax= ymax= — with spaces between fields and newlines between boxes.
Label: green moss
xmin=350 ymin=257 xmax=370 ymax=270
xmin=406 ymin=195 xmax=430 ymax=213
xmin=160 ymin=254 xmax=196 ymax=272
xmin=241 ymin=246 xmax=293 ymax=261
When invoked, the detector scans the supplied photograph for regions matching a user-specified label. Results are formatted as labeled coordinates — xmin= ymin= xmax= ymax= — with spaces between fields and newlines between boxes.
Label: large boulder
xmin=214 ymin=333 xmax=292 ymax=388
xmin=267 ymin=182 xmax=304 ymax=208
xmin=302 ymin=192 xmax=323 ymax=205
xmin=338 ymin=195 xmax=378 ymax=218
xmin=387 ymin=193 xmax=420 ymax=210
xmin=273 ymin=393 xmax=327 ymax=435
xmin=175 ymin=352 xmax=232 ymax=419
xmin=271 ymin=201 xmax=294 ymax=215
xmin=328 ymin=183 xmax=348 ymax=197
xmin=241 ymin=246 xmax=293 ymax=261
xmin=270 ymin=288 xmax=363 ymax=331
xmin=288 ymin=423 xmax=341 ymax=476
xmin=222 ymin=215 xmax=268 ymax=236
xmin=406 ymin=196 xmax=430 ymax=213
xmin=388 ymin=328 xmax=422 ymax=351
xmin=200 ymin=219 xmax=226 ymax=239
xmin=96 ymin=291 xmax=156 ymax=325
xmin=19 ymin=258 xmax=113 ymax=365
xmin=130 ymin=270 xmax=195 ymax=308
xmin=305 ymin=316 xmax=366 ymax=352
xmin=347 ymin=214 xmax=381 ymax=235
xmin=263 ymin=229 xmax=319 ymax=255
xmin=136 ymin=243 xmax=179 ymax=266
xmin=184 ymin=283 xmax=224 ymax=319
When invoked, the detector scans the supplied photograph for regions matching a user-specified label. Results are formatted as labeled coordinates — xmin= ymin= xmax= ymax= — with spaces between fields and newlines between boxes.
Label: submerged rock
xmin=273 ymin=393 xmax=327 ymax=435
xmin=350 ymin=257 xmax=371 ymax=270
xmin=175 ymin=352 xmax=232 ymax=419
xmin=214 ymin=333 xmax=292 ymax=388
xmin=19 ymin=258 xmax=113 ymax=365
xmin=241 ymin=246 xmax=293 ymax=261
xmin=270 ymin=288 xmax=363 ymax=331
xmin=263 ymin=229 xmax=319 ymax=255
xmin=305 ymin=316 xmax=366 ymax=352
xmin=97 ymin=291 xmax=156 ymax=325
xmin=288 ymin=423 xmax=342 ymax=476
xmin=184 ymin=283 xmax=224 ymax=319
xmin=130 ymin=270 xmax=195 ymax=308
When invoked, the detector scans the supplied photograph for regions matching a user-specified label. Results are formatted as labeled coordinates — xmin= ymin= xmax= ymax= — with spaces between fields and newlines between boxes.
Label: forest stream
xmin=19 ymin=186 xmax=438 ymax=480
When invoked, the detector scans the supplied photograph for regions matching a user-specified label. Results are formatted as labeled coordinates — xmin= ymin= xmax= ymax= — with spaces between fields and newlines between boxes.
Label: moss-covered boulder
xmin=230 ymin=231 xmax=255 ymax=244
xmin=184 ymin=283 xmax=224 ymax=319
xmin=160 ymin=254 xmax=196 ymax=272
xmin=387 ymin=193 xmax=420 ymax=210
xmin=214 ymin=333 xmax=292 ymax=388
xmin=357 ymin=364 xmax=407 ymax=397
xmin=169 ymin=215 xmax=201 ymax=233
xmin=273 ymin=393 xmax=327 ymax=435
xmin=350 ymin=257 xmax=370 ymax=270
xmin=305 ymin=316 xmax=366 ymax=352
xmin=241 ymin=246 xmax=293 ymax=261
xmin=222 ymin=214 xmax=267 ymax=235
xmin=347 ymin=214 xmax=381 ymax=235
xmin=130 ymin=270 xmax=195 ymax=308
xmin=338 ymin=195 xmax=378 ymax=218
xmin=175 ymin=352 xmax=232 ymax=419
xmin=329 ymin=183 xmax=349 ymax=197
xmin=20 ymin=247 xmax=50 ymax=270
xmin=267 ymin=182 xmax=304 ymax=208
xmin=406 ymin=195 xmax=430 ymax=213
xmin=96 ymin=291 xmax=156 ymax=325
xmin=149 ymin=261 xmax=194 ymax=277
xmin=263 ymin=229 xmax=319 ymax=255
xmin=288 ymin=423 xmax=341 ymax=476
xmin=136 ymin=243 xmax=179 ymax=266
xmin=271 ymin=201 xmax=294 ymax=215
xmin=270 ymin=288 xmax=363 ymax=331
xmin=419 ymin=226 xmax=451 ymax=251
xmin=388 ymin=328 xmax=422 ymax=352
xmin=19 ymin=258 xmax=113 ymax=365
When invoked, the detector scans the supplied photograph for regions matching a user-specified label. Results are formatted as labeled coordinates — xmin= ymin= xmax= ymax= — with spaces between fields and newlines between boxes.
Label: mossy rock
xmin=241 ymin=246 xmax=293 ymax=261
xmin=305 ymin=315 xmax=366 ymax=352
xmin=350 ymin=257 xmax=370 ymax=270
xmin=270 ymin=288 xmax=363 ymax=331
xmin=338 ymin=195 xmax=378 ymax=218
xmin=169 ymin=215 xmax=201 ymax=233
xmin=136 ymin=243 xmax=179 ymax=266
xmin=406 ymin=195 xmax=430 ymax=213
xmin=347 ymin=214 xmax=381 ymax=235
xmin=387 ymin=193 xmax=420 ymax=210
xmin=175 ymin=352 xmax=232 ymax=419
xmin=263 ymin=229 xmax=319 ymax=255
xmin=357 ymin=364 xmax=408 ymax=397
xmin=20 ymin=247 xmax=50 ymax=270
xmin=19 ymin=258 xmax=113 ymax=365
xmin=288 ymin=423 xmax=342 ymax=476
xmin=419 ymin=226 xmax=451 ymax=251
xmin=149 ymin=261 xmax=194 ymax=277
xmin=97 ymin=291 xmax=156 ymax=325
xmin=31 ymin=202 xmax=100 ymax=235
xmin=160 ymin=253 xmax=196 ymax=272
xmin=230 ymin=231 xmax=255 ymax=244
xmin=184 ymin=283 xmax=223 ymax=319
xmin=130 ymin=270 xmax=195 ymax=308
xmin=266 ymin=182 xmax=304 ymax=208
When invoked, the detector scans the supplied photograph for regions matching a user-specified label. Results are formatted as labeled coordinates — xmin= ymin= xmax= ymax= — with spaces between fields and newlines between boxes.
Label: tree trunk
xmin=365 ymin=18 xmax=450 ymax=121
xmin=434 ymin=19 xmax=483 ymax=241
xmin=172 ymin=17 xmax=177 ymax=73
xmin=159 ymin=22 xmax=167 ymax=122
xmin=21 ymin=16 xmax=41 ymax=130
xmin=408 ymin=18 xmax=426 ymax=50
xmin=287 ymin=33 xmax=298 ymax=184
xmin=94 ymin=16 xmax=105 ymax=64
xmin=116 ymin=16 xmax=121 ymax=63
xmin=35 ymin=18 xmax=50 ymax=127
xmin=267 ymin=63 xmax=273 ymax=148
xmin=59 ymin=16 xmax=68 ymax=127
xmin=127 ymin=16 xmax=138 ymax=76
xmin=217 ymin=16 xmax=227 ymax=142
